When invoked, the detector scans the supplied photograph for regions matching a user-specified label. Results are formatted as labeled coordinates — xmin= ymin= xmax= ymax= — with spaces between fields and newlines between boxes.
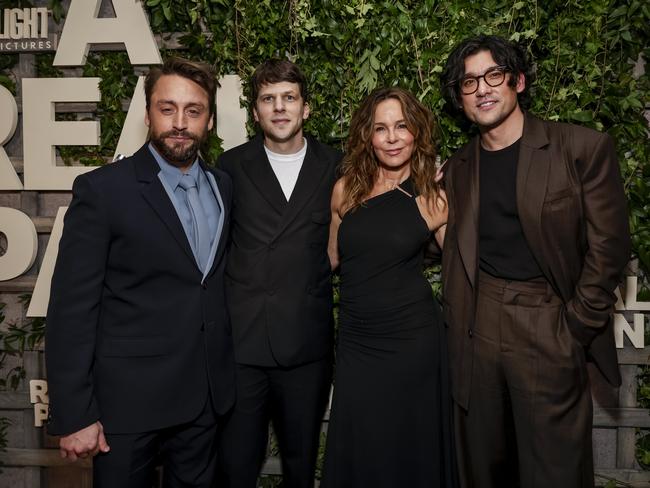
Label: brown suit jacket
xmin=441 ymin=112 xmax=631 ymax=410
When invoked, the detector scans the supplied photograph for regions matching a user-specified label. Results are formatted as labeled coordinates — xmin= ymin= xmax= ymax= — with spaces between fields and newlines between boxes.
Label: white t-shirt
xmin=264 ymin=138 xmax=307 ymax=201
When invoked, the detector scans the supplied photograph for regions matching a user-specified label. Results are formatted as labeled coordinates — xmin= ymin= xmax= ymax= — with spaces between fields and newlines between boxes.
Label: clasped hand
xmin=59 ymin=421 xmax=110 ymax=461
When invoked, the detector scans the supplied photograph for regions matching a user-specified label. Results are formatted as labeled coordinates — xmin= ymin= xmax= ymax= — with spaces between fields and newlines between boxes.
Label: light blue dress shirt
xmin=148 ymin=144 xmax=221 ymax=272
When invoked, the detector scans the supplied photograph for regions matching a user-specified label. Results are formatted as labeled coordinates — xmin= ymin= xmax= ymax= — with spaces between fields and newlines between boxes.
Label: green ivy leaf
xmin=163 ymin=4 xmax=172 ymax=21
xmin=570 ymin=110 xmax=593 ymax=122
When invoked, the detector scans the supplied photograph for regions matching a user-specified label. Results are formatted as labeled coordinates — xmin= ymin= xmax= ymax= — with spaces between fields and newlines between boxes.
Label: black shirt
xmin=478 ymin=139 xmax=543 ymax=280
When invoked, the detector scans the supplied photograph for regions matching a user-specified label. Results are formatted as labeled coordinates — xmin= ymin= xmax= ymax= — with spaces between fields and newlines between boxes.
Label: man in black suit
xmin=45 ymin=57 xmax=235 ymax=487
xmin=217 ymin=59 xmax=340 ymax=488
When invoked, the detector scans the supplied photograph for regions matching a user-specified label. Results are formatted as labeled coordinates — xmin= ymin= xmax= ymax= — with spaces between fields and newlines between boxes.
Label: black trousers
xmin=217 ymin=357 xmax=332 ymax=488
xmin=455 ymin=272 xmax=594 ymax=488
xmin=93 ymin=394 xmax=219 ymax=488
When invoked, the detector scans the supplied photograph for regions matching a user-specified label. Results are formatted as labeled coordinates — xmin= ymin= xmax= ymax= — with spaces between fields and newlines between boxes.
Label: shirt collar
xmin=148 ymin=143 xmax=200 ymax=190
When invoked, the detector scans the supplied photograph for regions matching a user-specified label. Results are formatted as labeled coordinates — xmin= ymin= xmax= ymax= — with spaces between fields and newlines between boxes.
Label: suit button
xmin=200 ymin=323 xmax=205 ymax=331
xmin=202 ymin=282 xmax=208 ymax=289
xmin=468 ymin=329 xmax=473 ymax=338
xmin=268 ymin=289 xmax=276 ymax=296
xmin=268 ymin=243 xmax=276 ymax=250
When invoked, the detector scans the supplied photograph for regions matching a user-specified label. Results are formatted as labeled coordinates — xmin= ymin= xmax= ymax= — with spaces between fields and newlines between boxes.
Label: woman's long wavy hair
xmin=340 ymin=87 xmax=442 ymax=213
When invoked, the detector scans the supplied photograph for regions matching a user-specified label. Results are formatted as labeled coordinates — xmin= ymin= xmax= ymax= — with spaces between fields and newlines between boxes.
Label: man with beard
xmin=439 ymin=35 xmax=630 ymax=487
xmin=216 ymin=59 xmax=340 ymax=488
xmin=45 ymin=57 xmax=235 ymax=487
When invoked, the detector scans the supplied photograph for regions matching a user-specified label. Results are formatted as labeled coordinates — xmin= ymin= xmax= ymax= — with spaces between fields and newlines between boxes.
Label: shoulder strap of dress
xmin=396 ymin=177 xmax=415 ymax=198
xmin=395 ymin=185 xmax=414 ymax=198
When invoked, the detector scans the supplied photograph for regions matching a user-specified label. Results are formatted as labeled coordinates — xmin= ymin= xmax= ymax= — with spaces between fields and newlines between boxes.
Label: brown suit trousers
xmin=454 ymin=272 xmax=594 ymax=488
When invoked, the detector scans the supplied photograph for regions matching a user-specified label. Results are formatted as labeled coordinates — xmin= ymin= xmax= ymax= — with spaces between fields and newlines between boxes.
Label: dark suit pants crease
xmin=455 ymin=271 xmax=594 ymax=488
xmin=93 ymin=394 xmax=219 ymax=488
xmin=217 ymin=358 xmax=331 ymax=488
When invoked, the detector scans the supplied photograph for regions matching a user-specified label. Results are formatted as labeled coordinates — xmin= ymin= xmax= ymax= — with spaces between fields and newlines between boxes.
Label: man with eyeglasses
xmin=439 ymin=35 xmax=630 ymax=487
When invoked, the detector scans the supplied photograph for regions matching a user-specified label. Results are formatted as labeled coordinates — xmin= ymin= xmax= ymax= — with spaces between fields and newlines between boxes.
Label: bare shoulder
xmin=333 ymin=177 xmax=346 ymax=195
xmin=331 ymin=177 xmax=346 ymax=211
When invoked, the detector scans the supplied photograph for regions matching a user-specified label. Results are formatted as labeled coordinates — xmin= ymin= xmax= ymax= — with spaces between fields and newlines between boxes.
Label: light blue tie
xmin=178 ymin=173 xmax=210 ymax=271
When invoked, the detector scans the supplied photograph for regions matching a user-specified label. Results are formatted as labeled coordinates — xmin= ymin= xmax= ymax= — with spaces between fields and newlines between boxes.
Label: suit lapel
xmin=203 ymin=168 xmax=228 ymax=281
xmin=454 ymin=138 xmax=480 ymax=288
xmin=134 ymin=146 xmax=196 ymax=266
xmin=272 ymin=137 xmax=328 ymax=240
xmin=453 ymin=114 xmax=554 ymax=290
xmin=240 ymin=134 xmax=287 ymax=214
xmin=516 ymin=113 xmax=554 ymax=279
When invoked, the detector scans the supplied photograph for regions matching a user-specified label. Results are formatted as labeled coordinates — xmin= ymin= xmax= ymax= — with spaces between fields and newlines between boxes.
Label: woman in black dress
xmin=322 ymin=87 xmax=455 ymax=487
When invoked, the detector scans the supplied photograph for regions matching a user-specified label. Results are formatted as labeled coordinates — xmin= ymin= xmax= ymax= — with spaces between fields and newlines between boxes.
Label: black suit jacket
xmin=46 ymin=145 xmax=236 ymax=435
xmin=442 ymin=113 xmax=631 ymax=409
xmin=218 ymin=134 xmax=341 ymax=367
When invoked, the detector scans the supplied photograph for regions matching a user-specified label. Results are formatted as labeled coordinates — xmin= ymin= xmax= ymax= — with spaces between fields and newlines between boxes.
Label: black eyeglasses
xmin=457 ymin=66 xmax=509 ymax=95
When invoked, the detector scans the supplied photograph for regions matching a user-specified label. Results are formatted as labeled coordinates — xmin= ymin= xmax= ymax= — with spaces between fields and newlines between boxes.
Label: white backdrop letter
xmin=0 ymin=85 xmax=22 ymax=190
xmin=22 ymin=78 xmax=101 ymax=190
xmin=0 ymin=208 xmax=37 ymax=281
xmin=53 ymin=0 xmax=161 ymax=66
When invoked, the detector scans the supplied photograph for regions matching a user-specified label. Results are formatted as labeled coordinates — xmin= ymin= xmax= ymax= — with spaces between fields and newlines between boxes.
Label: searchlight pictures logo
xmin=0 ymin=7 xmax=57 ymax=52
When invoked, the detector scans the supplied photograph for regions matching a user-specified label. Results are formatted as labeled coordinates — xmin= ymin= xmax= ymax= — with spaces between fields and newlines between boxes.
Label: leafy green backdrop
xmin=40 ymin=0 xmax=650 ymax=278
xmin=0 ymin=0 xmax=649 ymax=483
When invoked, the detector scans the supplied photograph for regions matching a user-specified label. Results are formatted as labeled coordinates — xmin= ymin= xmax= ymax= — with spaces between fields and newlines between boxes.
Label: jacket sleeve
xmin=45 ymin=173 xmax=110 ymax=435
xmin=564 ymin=133 xmax=631 ymax=346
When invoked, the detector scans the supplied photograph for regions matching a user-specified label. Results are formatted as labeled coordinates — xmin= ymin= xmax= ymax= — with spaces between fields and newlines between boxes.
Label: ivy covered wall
xmin=42 ymin=0 xmax=650 ymax=278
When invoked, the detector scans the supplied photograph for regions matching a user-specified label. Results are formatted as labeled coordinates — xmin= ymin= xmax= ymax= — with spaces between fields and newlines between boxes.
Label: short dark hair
xmin=441 ymin=35 xmax=535 ymax=110
xmin=250 ymin=59 xmax=309 ymax=104
xmin=145 ymin=57 xmax=217 ymax=117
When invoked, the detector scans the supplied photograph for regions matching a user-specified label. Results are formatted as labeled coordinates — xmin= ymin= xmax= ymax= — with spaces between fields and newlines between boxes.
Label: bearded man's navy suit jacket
xmin=46 ymin=144 xmax=235 ymax=436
